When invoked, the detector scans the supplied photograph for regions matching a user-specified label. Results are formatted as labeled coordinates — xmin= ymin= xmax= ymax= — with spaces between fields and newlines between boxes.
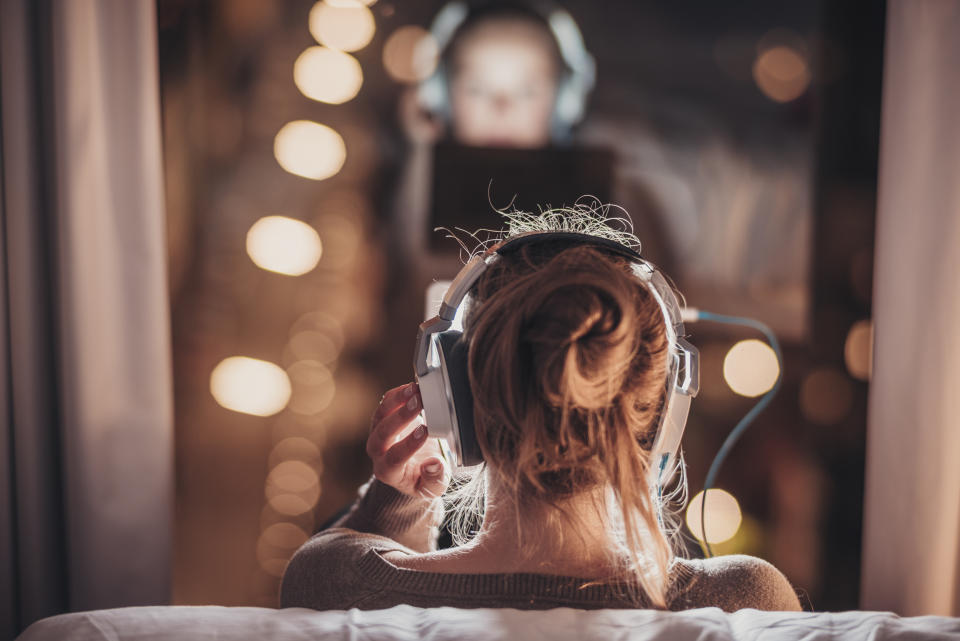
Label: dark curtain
xmin=0 ymin=0 xmax=174 ymax=635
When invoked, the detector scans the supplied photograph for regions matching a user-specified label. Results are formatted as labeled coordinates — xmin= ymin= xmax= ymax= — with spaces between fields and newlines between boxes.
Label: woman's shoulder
xmin=279 ymin=527 xmax=409 ymax=610
xmin=671 ymin=554 xmax=802 ymax=612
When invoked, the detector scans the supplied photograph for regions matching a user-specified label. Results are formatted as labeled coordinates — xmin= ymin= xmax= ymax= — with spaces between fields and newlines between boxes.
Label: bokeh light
xmin=308 ymin=0 xmax=375 ymax=53
xmin=265 ymin=459 xmax=321 ymax=516
xmin=287 ymin=360 xmax=336 ymax=415
xmin=210 ymin=356 xmax=291 ymax=417
xmin=799 ymin=368 xmax=853 ymax=425
xmin=294 ymin=46 xmax=363 ymax=104
xmin=274 ymin=120 xmax=346 ymax=181
xmin=256 ymin=522 xmax=309 ymax=577
xmin=383 ymin=26 xmax=439 ymax=83
xmin=753 ymin=45 xmax=810 ymax=103
xmin=246 ymin=216 xmax=322 ymax=276
xmin=268 ymin=436 xmax=322 ymax=469
xmin=260 ymin=501 xmax=315 ymax=535
xmin=284 ymin=330 xmax=340 ymax=367
xmin=844 ymin=320 xmax=873 ymax=381
xmin=723 ymin=339 xmax=780 ymax=397
xmin=686 ymin=489 xmax=743 ymax=544
xmin=290 ymin=311 xmax=345 ymax=352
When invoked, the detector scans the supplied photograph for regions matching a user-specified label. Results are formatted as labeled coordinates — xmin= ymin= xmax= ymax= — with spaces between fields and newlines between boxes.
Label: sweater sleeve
xmin=677 ymin=555 xmax=803 ymax=612
xmin=328 ymin=476 xmax=443 ymax=553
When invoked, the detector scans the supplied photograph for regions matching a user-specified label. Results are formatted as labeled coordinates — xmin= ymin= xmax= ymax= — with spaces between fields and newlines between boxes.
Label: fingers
xmin=367 ymin=390 xmax=422 ymax=458
xmin=371 ymin=382 xmax=418 ymax=426
xmin=415 ymin=457 xmax=449 ymax=499
xmin=383 ymin=424 xmax=429 ymax=467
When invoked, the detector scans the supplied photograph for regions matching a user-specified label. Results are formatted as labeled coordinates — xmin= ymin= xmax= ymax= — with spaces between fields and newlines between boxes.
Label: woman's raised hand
xmin=367 ymin=382 xmax=449 ymax=499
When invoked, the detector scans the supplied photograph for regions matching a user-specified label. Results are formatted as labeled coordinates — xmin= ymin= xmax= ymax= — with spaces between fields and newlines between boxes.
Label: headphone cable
xmin=682 ymin=309 xmax=783 ymax=558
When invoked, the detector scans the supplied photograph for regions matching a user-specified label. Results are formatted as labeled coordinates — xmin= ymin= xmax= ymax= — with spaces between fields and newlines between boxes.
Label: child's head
xmin=445 ymin=6 xmax=564 ymax=147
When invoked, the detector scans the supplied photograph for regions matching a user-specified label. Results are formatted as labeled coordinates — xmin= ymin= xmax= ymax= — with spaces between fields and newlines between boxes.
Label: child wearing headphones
xmin=281 ymin=209 xmax=801 ymax=612
xmin=402 ymin=2 xmax=593 ymax=147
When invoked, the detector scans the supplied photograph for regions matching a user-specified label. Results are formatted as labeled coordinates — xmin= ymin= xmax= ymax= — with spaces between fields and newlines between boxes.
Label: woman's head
xmin=450 ymin=209 xmax=682 ymax=606
xmin=466 ymin=243 xmax=670 ymax=497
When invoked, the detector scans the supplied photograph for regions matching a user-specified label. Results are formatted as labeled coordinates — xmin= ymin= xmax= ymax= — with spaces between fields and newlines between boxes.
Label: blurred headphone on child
xmin=416 ymin=1 xmax=596 ymax=142
xmin=413 ymin=232 xmax=700 ymax=491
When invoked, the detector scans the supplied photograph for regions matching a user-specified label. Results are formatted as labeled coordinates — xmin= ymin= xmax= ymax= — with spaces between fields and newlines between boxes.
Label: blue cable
xmin=693 ymin=310 xmax=783 ymax=557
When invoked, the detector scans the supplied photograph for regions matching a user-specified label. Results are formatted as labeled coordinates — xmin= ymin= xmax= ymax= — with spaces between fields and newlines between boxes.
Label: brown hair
xmin=451 ymin=223 xmax=678 ymax=606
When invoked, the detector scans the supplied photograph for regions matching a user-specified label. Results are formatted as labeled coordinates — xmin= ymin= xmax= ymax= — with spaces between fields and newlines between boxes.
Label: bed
xmin=16 ymin=604 xmax=960 ymax=641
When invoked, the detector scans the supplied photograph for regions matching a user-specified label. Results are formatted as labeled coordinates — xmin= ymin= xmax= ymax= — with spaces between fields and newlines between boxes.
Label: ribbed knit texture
xmin=280 ymin=478 xmax=802 ymax=612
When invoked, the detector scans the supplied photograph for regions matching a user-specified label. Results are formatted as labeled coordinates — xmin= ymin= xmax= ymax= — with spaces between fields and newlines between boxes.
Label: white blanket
xmin=17 ymin=605 xmax=960 ymax=641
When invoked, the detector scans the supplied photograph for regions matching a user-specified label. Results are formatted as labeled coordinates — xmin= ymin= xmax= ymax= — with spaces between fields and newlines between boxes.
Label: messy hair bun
xmin=468 ymin=244 xmax=668 ymax=487
xmin=456 ymin=232 xmax=676 ymax=606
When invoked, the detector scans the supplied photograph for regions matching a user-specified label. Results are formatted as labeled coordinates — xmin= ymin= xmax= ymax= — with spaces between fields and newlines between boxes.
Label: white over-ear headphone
xmin=417 ymin=1 xmax=596 ymax=142
xmin=413 ymin=232 xmax=700 ymax=491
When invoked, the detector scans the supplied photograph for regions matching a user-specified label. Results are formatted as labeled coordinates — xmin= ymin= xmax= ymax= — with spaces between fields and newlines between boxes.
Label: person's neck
xmin=452 ymin=477 xmax=621 ymax=577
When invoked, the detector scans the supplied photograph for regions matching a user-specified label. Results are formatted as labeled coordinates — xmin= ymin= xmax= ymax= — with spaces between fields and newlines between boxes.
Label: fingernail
xmin=404 ymin=385 xmax=415 ymax=398
xmin=406 ymin=396 xmax=419 ymax=411
xmin=424 ymin=461 xmax=442 ymax=476
xmin=414 ymin=424 xmax=427 ymax=439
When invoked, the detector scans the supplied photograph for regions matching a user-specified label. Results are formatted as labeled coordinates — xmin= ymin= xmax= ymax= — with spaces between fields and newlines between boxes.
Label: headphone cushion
xmin=436 ymin=330 xmax=483 ymax=466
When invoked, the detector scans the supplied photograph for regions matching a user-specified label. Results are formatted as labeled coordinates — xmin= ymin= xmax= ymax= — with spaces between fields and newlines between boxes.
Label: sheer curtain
xmin=0 ymin=0 xmax=172 ymax=635
xmin=861 ymin=0 xmax=960 ymax=617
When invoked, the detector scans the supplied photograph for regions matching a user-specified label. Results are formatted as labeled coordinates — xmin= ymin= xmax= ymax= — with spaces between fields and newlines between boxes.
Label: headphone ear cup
xmin=417 ymin=65 xmax=450 ymax=121
xmin=436 ymin=330 xmax=483 ymax=466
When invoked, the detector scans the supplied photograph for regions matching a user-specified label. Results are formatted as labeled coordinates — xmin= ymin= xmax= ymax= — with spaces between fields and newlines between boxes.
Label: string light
xmin=294 ymin=46 xmax=363 ymax=104
xmin=723 ymin=339 xmax=780 ymax=397
xmin=287 ymin=360 xmax=336 ymax=415
xmin=383 ymin=26 xmax=439 ymax=83
xmin=246 ymin=216 xmax=323 ymax=276
xmin=753 ymin=44 xmax=810 ymax=103
xmin=844 ymin=320 xmax=873 ymax=381
xmin=210 ymin=357 xmax=291 ymax=417
xmin=274 ymin=120 xmax=346 ymax=181
xmin=308 ymin=0 xmax=375 ymax=53
xmin=686 ymin=489 xmax=743 ymax=545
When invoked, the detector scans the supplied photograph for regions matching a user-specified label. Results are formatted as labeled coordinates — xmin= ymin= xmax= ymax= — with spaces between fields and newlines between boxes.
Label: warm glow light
xmin=246 ymin=216 xmax=322 ymax=276
xmin=290 ymin=311 xmax=345 ymax=352
xmin=268 ymin=494 xmax=315 ymax=517
xmin=723 ymin=339 xmax=780 ymax=397
xmin=686 ymin=489 xmax=743 ymax=544
xmin=287 ymin=360 xmax=336 ymax=415
xmin=309 ymin=0 xmax=375 ymax=53
xmin=210 ymin=357 xmax=291 ymax=417
xmin=256 ymin=522 xmax=309 ymax=577
xmin=844 ymin=320 xmax=873 ymax=381
xmin=274 ymin=120 xmax=346 ymax=181
xmin=294 ymin=46 xmax=363 ymax=104
xmin=267 ymin=460 xmax=319 ymax=493
xmin=383 ymin=26 xmax=439 ymax=83
xmin=286 ymin=330 xmax=340 ymax=365
xmin=799 ymin=368 xmax=853 ymax=425
xmin=268 ymin=437 xmax=322 ymax=468
xmin=753 ymin=45 xmax=810 ymax=103
xmin=265 ymin=459 xmax=321 ymax=516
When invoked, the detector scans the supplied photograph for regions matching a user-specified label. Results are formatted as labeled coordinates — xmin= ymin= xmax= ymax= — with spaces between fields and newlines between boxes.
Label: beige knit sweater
xmin=280 ymin=478 xmax=802 ymax=612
